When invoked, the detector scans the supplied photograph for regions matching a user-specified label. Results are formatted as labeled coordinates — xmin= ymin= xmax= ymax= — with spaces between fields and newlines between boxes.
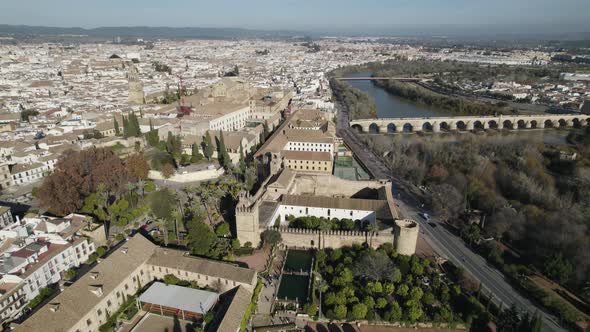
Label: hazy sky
xmin=1 ymin=0 xmax=589 ymax=34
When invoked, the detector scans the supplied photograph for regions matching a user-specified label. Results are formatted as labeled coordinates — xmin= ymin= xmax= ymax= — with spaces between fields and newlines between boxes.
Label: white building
xmin=269 ymin=195 xmax=389 ymax=227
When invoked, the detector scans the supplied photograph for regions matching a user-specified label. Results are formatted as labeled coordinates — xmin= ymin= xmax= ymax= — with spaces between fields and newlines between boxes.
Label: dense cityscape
xmin=0 ymin=2 xmax=589 ymax=332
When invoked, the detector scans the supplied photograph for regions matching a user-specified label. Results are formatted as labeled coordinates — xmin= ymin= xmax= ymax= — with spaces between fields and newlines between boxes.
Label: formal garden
xmin=303 ymin=244 xmax=543 ymax=331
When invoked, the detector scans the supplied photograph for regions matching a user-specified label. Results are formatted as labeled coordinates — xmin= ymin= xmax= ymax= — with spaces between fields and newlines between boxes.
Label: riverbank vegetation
xmin=359 ymin=131 xmax=590 ymax=325
xmin=374 ymin=80 xmax=516 ymax=116
xmin=330 ymin=78 xmax=377 ymax=119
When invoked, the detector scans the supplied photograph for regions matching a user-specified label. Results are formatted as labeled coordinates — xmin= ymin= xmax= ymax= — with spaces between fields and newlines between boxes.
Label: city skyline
xmin=1 ymin=0 xmax=589 ymax=35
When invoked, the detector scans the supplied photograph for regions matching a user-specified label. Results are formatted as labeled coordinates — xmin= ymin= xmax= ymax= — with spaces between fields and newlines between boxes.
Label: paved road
xmin=334 ymin=99 xmax=566 ymax=332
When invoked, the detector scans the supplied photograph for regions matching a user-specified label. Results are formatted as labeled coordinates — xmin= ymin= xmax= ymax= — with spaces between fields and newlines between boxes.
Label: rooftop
xmin=147 ymin=248 xmax=256 ymax=285
xmin=139 ymin=282 xmax=218 ymax=315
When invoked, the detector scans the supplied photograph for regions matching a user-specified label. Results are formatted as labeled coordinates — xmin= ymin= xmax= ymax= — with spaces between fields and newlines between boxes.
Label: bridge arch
xmin=351 ymin=124 xmax=363 ymax=132
xmin=558 ymin=119 xmax=567 ymax=127
xmin=517 ymin=120 xmax=526 ymax=129
xmin=503 ymin=120 xmax=514 ymax=129
xmin=488 ymin=120 xmax=498 ymax=129
xmin=572 ymin=118 xmax=583 ymax=128
xmin=439 ymin=122 xmax=450 ymax=131
xmin=422 ymin=122 xmax=433 ymax=132
xmin=402 ymin=123 xmax=413 ymax=132
xmin=456 ymin=121 xmax=467 ymax=131
xmin=387 ymin=123 xmax=397 ymax=133
xmin=473 ymin=120 xmax=485 ymax=130
xmin=530 ymin=120 xmax=538 ymax=129
xmin=369 ymin=123 xmax=380 ymax=134
xmin=544 ymin=119 xmax=555 ymax=128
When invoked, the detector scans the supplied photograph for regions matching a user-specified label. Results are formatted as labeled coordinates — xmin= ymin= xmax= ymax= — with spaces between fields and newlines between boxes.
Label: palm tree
xmin=157 ymin=218 xmax=169 ymax=246
xmin=126 ymin=182 xmax=136 ymax=207
xmin=171 ymin=209 xmax=181 ymax=244
xmin=313 ymin=272 xmax=329 ymax=320
xmin=136 ymin=179 xmax=145 ymax=198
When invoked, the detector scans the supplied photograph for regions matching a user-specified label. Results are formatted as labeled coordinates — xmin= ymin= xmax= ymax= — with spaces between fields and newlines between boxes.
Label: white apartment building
xmin=0 ymin=276 xmax=26 ymax=324
xmin=10 ymin=162 xmax=48 ymax=186
xmin=0 ymin=206 xmax=14 ymax=229
xmin=207 ymin=104 xmax=250 ymax=132
xmin=3 ymin=237 xmax=94 ymax=301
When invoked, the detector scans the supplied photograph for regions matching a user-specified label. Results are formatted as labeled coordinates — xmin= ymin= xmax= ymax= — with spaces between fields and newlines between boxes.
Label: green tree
xmin=303 ymin=302 xmax=318 ymax=317
xmin=203 ymin=131 xmax=214 ymax=161
xmin=163 ymin=274 xmax=180 ymax=285
xmin=149 ymin=190 xmax=176 ymax=221
xmin=217 ymin=130 xmax=231 ymax=168
xmin=261 ymin=229 xmax=282 ymax=247
xmin=114 ymin=118 xmax=120 ymax=136
xmin=351 ymin=303 xmax=368 ymax=320
xmin=191 ymin=143 xmax=203 ymax=163
xmin=386 ymin=301 xmax=402 ymax=322
xmin=122 ymin=115 xmax=129 ymax=137
xmin=186 ymin=216 xmax=216 ymax=256
xmin=496 ymin=305 xmax=521 ymax=332
xmin=404 ymin=299 xmax=423 ymax=322
xmin=239 ymin=144 xmax=246 ymax=173
xmin=390 ymin=267 xmax=402 ymax=283
xmin=396 ymin=284 xmax=409 ymax=297
xmin=215 ymin=222 xmax=231 ymax=237
xmin=333 ymin=304 xmax=347 ymax=320
xmin=461 ymin=224 xmax=481 ymax=246
xmin=376 ymin=297 xmax=388 ymax=309
xmin=544 ymin=253 xmax=573 ymax=283
xmin=409 ymin=286 xmax=424 ymax=302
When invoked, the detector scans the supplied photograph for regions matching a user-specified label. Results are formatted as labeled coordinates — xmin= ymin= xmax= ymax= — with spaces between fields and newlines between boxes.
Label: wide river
xmin=343 ymin=71 xmax=571 ymax=145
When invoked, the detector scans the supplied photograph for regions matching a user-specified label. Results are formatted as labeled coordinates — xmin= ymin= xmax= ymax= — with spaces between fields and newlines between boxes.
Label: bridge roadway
xmin=336 ymin=102 xmax=566 ymax=332
xmin=351 ymin=113 xmax=589 ymax=133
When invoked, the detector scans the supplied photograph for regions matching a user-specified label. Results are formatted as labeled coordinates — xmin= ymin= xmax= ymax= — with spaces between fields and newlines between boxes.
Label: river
xmin=343 ymin=71 xmax=571 ymax=145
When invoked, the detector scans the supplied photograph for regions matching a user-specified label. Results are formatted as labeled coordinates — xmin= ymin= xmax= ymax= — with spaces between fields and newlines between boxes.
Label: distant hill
xmin=0 ymin=24 xmax=304 ymax=39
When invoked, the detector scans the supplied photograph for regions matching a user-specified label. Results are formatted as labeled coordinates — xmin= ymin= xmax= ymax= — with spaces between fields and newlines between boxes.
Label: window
xmin=97 ymin=309 xmax=102 ymax=316
xmin=86 ymin=319 xmax=92 ymax=326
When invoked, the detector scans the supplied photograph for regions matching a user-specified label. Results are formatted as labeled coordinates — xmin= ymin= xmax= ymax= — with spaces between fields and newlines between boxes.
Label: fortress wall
xmin=271 ymin=227 xmax=393 ymax=249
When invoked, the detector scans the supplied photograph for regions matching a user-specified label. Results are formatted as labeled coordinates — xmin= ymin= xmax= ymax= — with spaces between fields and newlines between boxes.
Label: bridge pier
xmin=466 ymin=121 xmax=474 ymax=131
xmin=566 ymin=120 xmax=573 ymax=127
xmin=432 ymin=122 xmax=440 ymax=132
xmin=525 ymin=122 xmax=532 ymax=129
xmin=379 ymin=125 xmax=389 ymax=134
xmin=449 ymin=122 xmax=457 ymax=131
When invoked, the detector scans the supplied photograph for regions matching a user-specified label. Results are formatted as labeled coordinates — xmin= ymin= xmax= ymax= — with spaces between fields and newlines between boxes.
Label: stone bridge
xmin=350 ymin=114 xmax=589 ymax=133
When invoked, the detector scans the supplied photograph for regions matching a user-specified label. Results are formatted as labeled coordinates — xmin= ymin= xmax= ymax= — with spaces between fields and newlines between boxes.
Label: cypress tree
xmin=203 ymin=131 xmax=213 ymax=161
xmin=122 ymin=116 xmax=129 ymax=138
xmin=114 ymin=118 xmax=120 ymax=136
xmin=191 ymin=143 xmax=203 ymax=163
xmin=218 ymin=130 xmax=231 ymax=168
xmin=127 ymin=112 xmax=141 ymax=137
xmin=127 ymin=113 xmax=136 ymax=137
xmin=239 ymin=144 xmax=246 ymax=173
xmin=262 ymin=123 xmax=269 ymax=143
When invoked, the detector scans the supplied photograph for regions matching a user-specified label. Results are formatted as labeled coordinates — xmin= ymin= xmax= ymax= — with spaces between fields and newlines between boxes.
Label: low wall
xmin=269 ymin=227 xmax=393 ymax=249
xmin=148 ymin=167 xmax=224 ymax=183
